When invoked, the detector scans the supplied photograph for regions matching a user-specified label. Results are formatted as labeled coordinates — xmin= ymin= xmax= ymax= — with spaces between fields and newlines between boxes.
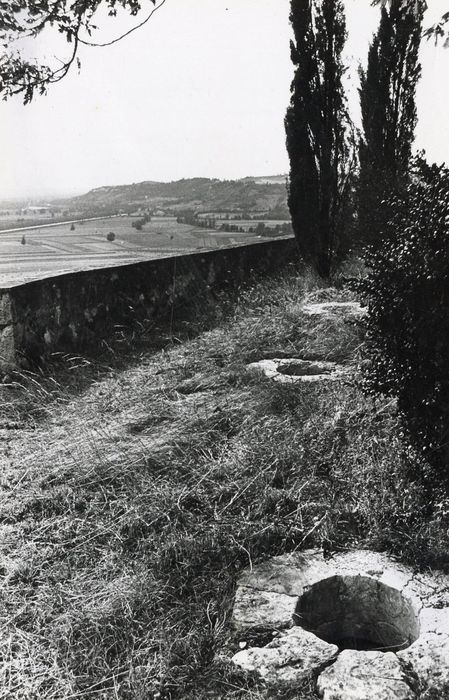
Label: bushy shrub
xmin=106 ymin=231 xmax=115 ymax=241
xmin=356 ymin=157 xmax=449 ymax=480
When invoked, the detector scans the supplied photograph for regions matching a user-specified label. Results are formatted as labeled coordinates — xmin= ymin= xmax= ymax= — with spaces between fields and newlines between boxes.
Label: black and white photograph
xmin=1 ymin=1 xmax=449 ymax=698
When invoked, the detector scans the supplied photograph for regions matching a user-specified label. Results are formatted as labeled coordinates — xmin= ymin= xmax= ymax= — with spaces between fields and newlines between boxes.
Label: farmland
xmin=0 ymin=216 xmax=290 ymax=287
xmin=0 ymin=175 xmax=293 ymax=287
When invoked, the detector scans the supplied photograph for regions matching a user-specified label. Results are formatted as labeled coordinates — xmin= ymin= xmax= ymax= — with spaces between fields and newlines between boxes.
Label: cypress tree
xmin=357 ymin=0 xmax=424 ymax=247
xmin=285 ymin=0 xmax=354 ymax=279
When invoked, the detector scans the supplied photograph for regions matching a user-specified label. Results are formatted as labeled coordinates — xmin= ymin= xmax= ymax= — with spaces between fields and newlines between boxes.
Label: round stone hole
xmin=294 ymin=575 xmax=419 ymax=653
xmin=276 ymin=360 xmax=332 ymax=377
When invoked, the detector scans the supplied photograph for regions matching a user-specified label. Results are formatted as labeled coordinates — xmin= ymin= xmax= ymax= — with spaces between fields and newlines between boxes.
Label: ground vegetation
xmin=355 ymin=157 xmax=449 ymax=484
xmin=1 ymin=265 xmax=448 ymax=699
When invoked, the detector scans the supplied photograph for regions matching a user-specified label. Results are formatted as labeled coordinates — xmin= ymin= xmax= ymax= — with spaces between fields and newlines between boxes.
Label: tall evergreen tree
xmin=357 ymin=0 xmax=423 ymax=246
xmin=285 ymin=0 xmax=354 ymax=279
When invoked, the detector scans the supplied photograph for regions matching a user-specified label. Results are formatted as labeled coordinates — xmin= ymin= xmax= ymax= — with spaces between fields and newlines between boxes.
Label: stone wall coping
xmin=0 ymin=235 xmax=294 ymax=290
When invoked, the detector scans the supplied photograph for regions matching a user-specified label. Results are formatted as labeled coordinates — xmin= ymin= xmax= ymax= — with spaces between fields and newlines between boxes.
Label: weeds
xmin=0 ymin=265 xmax=446 ymax=698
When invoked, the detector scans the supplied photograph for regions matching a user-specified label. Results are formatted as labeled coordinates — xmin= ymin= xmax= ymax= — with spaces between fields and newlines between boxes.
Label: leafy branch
xmin=0 ymin=0 xmax=166 ymax=103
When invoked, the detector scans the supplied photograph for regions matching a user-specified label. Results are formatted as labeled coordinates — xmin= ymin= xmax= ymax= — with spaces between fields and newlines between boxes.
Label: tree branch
xmin=0 ymin=0 xmax=167 ymax=102
xmin=78 ymin=0 xmax=167 ymax=47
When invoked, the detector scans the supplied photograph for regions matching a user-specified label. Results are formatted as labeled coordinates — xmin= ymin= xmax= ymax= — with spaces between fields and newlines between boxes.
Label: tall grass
xmin=0 ymin=264 xmax=447 ymax=698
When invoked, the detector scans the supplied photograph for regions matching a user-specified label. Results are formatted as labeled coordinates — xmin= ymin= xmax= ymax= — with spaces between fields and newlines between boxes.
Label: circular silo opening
xmin=294 ymin=575 xmax=419 ymax=652
xmin=276 ymin=360 xmax=333 ymax=377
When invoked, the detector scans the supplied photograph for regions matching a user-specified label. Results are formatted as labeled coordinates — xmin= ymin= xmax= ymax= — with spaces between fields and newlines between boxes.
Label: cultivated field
xmin=0 ymin=216 xmax=276 ymax=287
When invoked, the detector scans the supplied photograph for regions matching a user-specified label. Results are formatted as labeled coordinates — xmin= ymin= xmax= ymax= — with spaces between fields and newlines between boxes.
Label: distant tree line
xmin=247 ymin=222 xmax=293 ymax=236
xmin=176 ymin=212 xmax=217 ymax=229
xmin=219 ymin=223 xmax=245 ymax=233
xmin=132 ymin=213 xmax=151 ymax=231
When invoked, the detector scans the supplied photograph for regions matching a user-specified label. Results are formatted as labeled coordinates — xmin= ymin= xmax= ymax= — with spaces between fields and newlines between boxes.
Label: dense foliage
xmin=285 ymin=0 xmax=355 ymax=278
xmin=357 ymin=0 xmax=423 ymax=247
xmin=356 ymin=158 xmax=449 ymax=480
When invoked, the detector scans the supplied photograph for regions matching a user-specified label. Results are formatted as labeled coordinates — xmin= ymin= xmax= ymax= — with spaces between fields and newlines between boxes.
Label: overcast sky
xmin=1 ymin=0 xmax=449 ymax=200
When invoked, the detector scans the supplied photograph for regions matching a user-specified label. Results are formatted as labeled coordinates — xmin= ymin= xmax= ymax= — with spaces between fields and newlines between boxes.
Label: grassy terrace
xmin=1 ymin=264 xmax=448 ymax=699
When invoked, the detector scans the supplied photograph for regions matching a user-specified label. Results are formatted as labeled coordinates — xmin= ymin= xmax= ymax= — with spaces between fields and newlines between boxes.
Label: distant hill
xmin=63 ymin=176 xmax=289 ymax=218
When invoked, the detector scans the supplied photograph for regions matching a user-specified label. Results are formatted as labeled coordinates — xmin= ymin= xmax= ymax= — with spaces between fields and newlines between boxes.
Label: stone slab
xmin=418 ymin=606 xmax=449 ymax=635
xmin=232 ymin=626 xmax=338 ymax=685
xmin=398 ymin=632 xmax=449 ymax=693
xmin=232 ymin=585 xmax=295 ymax=633
xmin=237 ymin=551 xmax=321 ymax=595
xmin=0 ymin=325 xmax=16 ymax=367
xmin=0 ymin=293 xmax=12 ymax=326
xmin=317 ymin=650 xmax=416 ymax=700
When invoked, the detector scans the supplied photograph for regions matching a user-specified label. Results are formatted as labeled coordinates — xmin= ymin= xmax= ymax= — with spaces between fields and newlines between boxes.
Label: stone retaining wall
xmin=0 ymin=237 xmax=297 ymax=370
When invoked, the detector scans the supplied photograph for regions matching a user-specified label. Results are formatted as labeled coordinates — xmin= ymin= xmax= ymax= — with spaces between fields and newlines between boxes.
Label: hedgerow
xmin=356 ymin=157 xmax=449 ymax=481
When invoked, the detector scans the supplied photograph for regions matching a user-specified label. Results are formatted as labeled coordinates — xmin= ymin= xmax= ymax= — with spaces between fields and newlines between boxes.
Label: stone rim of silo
xmin=230 ymin=549 xmax=449 ymax=699
xmin=246 ymin=358 xmax=349 ymax=383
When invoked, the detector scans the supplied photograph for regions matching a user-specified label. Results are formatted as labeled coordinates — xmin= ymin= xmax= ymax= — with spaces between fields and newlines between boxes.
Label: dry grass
xmin=0 ymin=264 xmax=447 ymax=699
